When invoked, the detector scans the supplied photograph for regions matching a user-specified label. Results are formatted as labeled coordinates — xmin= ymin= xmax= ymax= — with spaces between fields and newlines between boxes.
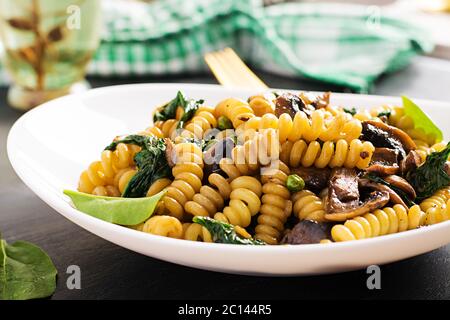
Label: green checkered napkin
xmin=0 ymin=0 xmax=433 ymax=92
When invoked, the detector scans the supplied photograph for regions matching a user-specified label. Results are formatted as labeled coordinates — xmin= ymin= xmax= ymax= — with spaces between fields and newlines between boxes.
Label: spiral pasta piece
xmin=142 ymin=215 xmax=183 ymax=239
xmin=219 ymin=129 xmax=279 ymax=179
xmin=292 ymin=189 xmax=326 ymax=222
xmin=182 ymin=223 xmax=213 ymax=242
xmin=248 ymin=94 xmax=275 ymax=116
xmin=280 ymin=139 xmax=374 ymax=169
xmin=425 ymin=200 xmax=450 ymax=225
xmin=255 ymin=162 xmax=292 ymax=245
xmin=78 ymin=143 xmax=140 ymax=196
xmin=162 ymin=142 xmax=204 ymax=220
xmin=214 ymin=176 xmax=262 ymax=227
xmin=184 ymin=173 xmax=231 ymax=217
xmin=183 ymin=108 xmax=217 ymax=139
xmin=147 ymin=178 xmax=172 ymax=197
xmin=215 ymin=98 xmax=255 ymax=129
xmin=420 ymin=186 xmax=450 ymax=212
xmin=331 ymin=205 xmax=426 ymax=242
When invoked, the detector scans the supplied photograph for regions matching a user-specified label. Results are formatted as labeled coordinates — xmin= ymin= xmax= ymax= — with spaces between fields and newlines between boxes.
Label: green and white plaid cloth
xmin=0 ymin=0 xmax=433 ymax=92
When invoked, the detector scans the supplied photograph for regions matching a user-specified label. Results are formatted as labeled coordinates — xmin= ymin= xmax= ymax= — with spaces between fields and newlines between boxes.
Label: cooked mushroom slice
xmin=366 ymin=147 xmax=400 ymax=175
xmin=275 ymin=92 xmax=315 ymax=117
xmin=361 ymin=120 xmax=416 ymax=159
xmin=291 ymin=167 xmax=331 ymax=192
xmin=299 ymin=91 xmax=331 ymax=109
xmin=281 ymin=220 xmax=332 ymax=245
xmin=164 ymin=138 xmax=176 ymax=168
xmin=400 ymin=150 xmax=423 ymax=175
xmin=326 ymin=168 xmax=360 ymax=214
xmin=384 ymin=175 xmax=416 ymax=200
xmin=325 ymin=178 xmax=389 ymax=221
xmin=373 ymin=182 xmax=408 ymax=208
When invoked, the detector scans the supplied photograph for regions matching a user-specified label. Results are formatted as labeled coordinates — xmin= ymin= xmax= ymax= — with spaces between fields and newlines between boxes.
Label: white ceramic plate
xmin=7 ymin=83 xmax=450 ymax=276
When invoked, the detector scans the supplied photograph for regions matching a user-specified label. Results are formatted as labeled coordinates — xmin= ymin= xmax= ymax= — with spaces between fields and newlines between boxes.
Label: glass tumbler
xmin=0 ymin=0 xmax=101 ymax=110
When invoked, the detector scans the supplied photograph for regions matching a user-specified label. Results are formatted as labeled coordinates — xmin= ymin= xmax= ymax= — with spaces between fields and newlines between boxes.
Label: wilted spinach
xmin=105 ymin=135 xmax=172 ymax=198
xmin=343 ymin=107 xmax=357 ymax=116
xmin=152 ymin=91 xmax=203 ymax=129
xmin=406 ymin=142 xmax=450 ymax=201
xmin=193 ymin=217 xmax=265 ymax=245
xmin=377 ymin=110 xmax=391 ymax=118
xmin=0 ymin=233 xmax=57 ymax=300
xmin=153 ymin=91 xmax=186 ymax=122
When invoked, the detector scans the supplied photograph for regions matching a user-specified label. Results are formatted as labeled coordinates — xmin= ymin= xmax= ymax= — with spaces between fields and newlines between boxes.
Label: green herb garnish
xmin=406 ymin=142 xmax=450 ymax=201
xmin=1 ymin=233 xmax=57 ymax=300
xmin=193 ymin=217 xmax=265 ymax=245
xmin=105 ymin=135 xmax=172 ymax=198
xmin=64 ymin=190 xmax=165 ymax=225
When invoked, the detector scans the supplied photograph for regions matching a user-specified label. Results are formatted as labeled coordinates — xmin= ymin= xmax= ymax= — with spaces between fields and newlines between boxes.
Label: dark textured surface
xmin=1 ymin=57 xmax=450 ymax=300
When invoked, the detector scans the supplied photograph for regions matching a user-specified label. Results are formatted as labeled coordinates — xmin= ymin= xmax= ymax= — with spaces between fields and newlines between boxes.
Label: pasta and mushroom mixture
xmin=74 ymin=91 xmax=450 ymax=245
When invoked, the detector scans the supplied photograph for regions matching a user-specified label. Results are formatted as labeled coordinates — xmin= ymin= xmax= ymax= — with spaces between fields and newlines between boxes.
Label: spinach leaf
xmin=106 ymin=135 xmax=172 ymax=198
xmin=152 ymin=91 xmax=203 ymax=129
xmin=365 ymin=174 xmax=416 ymax=207
xmin=343 ymin=107 xmax=357 ymax=116
xmin=406 ymin=142 xmax=450 ymax=201
xmin=177 ymin=99 xmax=204 ymax=129
xmin=153 ymin=91 xmax=186 ymax=122
xmin=193 ymin=217 xmax=265 ymax=245
xmin=1 ymin=234 xmax=57 ymax=300
xmin=402 ymin=96 xmax=443 ymax=143
xmin=377 ymin=110 xmax=391 ymax=118
xmin=64 ymin=189 xmax=165 ymax=225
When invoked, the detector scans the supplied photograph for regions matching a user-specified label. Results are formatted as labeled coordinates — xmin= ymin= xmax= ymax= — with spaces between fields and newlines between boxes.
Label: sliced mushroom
xmin=384 ymin=175 xmax=416 ymax=200
xmin=299 ymin=91 xmax=331 ymax=109
xmin=281 ymin=220 xmax=332 ymax=245
xmin=164 ymin=138 xmax=176 ymax=168
xmin=361 ymin=120 xmax=416 ymax=159
xmin=325 ymin=178 xmax=389 ymax=221
xmin=373 ymin=182 xmax=407 ymax=208
xmin=275 ymin=92 xmax=314 ymax=118
xmin=326 ymin=168 xmax=360 ymax=214
xmin=400 ymin=150 xmax=423 ymax=175
xmin=291 ymin=167 xmax=331 ymax=192
xmin=366 ymin=147 xmax=399 ymax=175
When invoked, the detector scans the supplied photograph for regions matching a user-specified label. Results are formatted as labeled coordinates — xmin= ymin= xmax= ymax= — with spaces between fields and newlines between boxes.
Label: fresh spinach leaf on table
xmin=0 ymin=234 xmax=57 ymax=300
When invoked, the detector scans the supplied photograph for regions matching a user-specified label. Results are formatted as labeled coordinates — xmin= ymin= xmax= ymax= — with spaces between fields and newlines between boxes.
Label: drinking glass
xmin=0 ymin=0 xmax=101 ymax=110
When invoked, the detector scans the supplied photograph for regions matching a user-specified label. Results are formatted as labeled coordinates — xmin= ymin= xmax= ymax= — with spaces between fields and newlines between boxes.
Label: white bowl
xmin=7 ymin=83 xmax=450 ymax=276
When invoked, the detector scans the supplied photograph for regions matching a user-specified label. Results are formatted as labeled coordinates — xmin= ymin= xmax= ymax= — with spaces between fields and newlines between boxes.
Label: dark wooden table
xmin=1 ymin=56 xmax=450 ymax=300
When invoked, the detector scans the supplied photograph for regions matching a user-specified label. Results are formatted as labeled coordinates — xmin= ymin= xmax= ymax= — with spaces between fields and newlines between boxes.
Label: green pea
xmin=217 ymin=116 xmax=233 ymax=130
xmin=286 ymin=174 xmax=305 ymax=192
xmin=63 ymin=189 xmax=165 ymax=226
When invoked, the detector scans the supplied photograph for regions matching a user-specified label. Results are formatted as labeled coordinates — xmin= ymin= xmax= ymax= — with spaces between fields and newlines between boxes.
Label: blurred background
xmin=0 ymin=0 xmax=449 ymax=110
